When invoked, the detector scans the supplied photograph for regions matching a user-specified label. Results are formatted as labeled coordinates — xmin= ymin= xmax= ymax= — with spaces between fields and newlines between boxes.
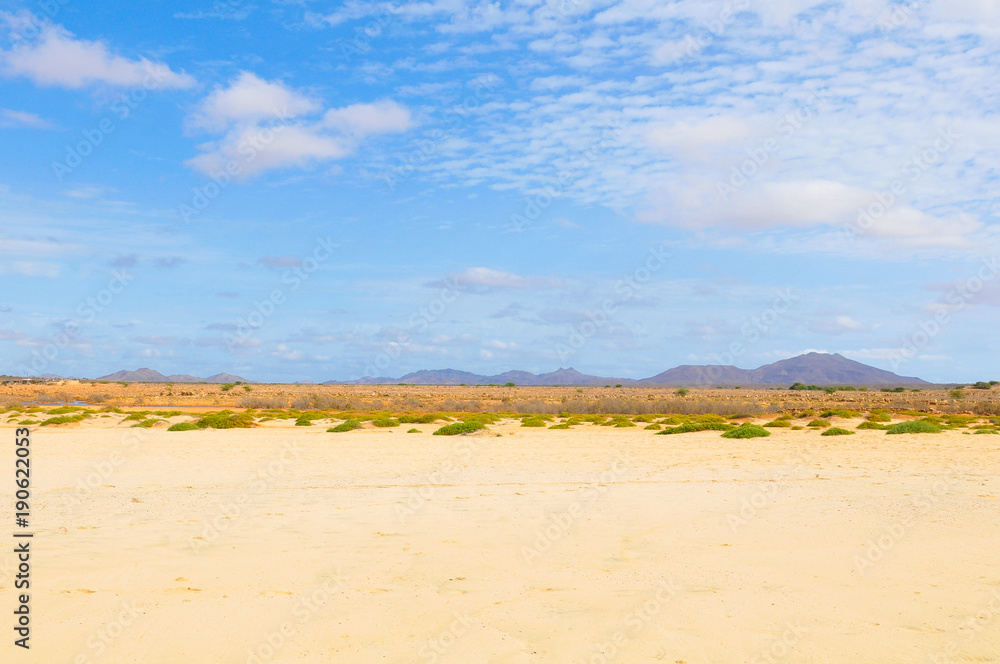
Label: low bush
xmin=764 ymin=419 xmax=792 ymax=428
xmin=819 ymin=409 xmax=861 ymax=419
xmin=433 ymin=421 xmax=485 ymax=436
xmin=721 ymin=423 xmax=771 ymax=439
xmin=808 ymin=419 xmax=831 ymax=428
xmin=167 ymin=422 xmax=199 ymax=431
xmin=406 ymin=428 xmax=421 ymax=433
xmin=822 ymin=427 xmax=855 ymax=436
xmin=328 ymin=419 xmax=361 ymax=432
xmin=522 ymin=418 xmax=547 ymax=427
xmin=39 ymin=414 xmax=87 ymax=426
xmin=196 ymin=410 xmax=255 ymax=429
xmin=372 ymin=418 xmax=401 ymax=428
xmin=886 ymin=420 xmax=943 ymax=434
xmin=857 ymin=421 xmax=889 ymax=430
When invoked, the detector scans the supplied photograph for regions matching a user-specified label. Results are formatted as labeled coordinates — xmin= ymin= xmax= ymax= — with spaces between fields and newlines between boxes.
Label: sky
xmin=0 ymin=0 xmax=998 ymax=383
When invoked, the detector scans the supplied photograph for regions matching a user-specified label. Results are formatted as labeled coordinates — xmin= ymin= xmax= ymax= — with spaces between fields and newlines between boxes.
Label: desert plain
xmin=2 ymin=384 xmax=999 ymax=663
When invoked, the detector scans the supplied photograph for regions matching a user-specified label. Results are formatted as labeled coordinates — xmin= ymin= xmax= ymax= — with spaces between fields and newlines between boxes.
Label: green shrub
xmin=657 ymin=422 xmax=735 ymax=435
xmin=123 ymin=412 xmax=149 ymax=421
xmin=372 ymin=417 xmax=400 ymax=428
xmin=46 ymin=405 xmax=83 ymax=414
xmin=18 ymin=420 xmax=38 ymax=425
xmin=657 ymin=423 xmax=707 ymax=435
xmin=521 ymin=418 xmax=547 ymax=427
xmin=549 ymin=423 xmax=571 ymax=429
xmin=644 ymin=423 xmax=662 ymax=430
xmin=857 ymin=421 xmax=889 ymax=430
xmin=406 ymin=428 xmax=421 ymax=433
xmin=295 ymin=415 xmax=313 ymax=426
xmin=399 ymin=413 xmax=448 ymax=424
xmin=822 ymin=427 xmax=855 ymax=436
xmin=791 ymin=426 xmax=804 ymax=430
xmin=39 ymin=414 xmax=86 ymax=426
xmin=721 ymin=423 xmax=771 ymax=439
xmin=808 ymin=419 xmax=831 ymax=428
xmin=764 ymin=419 xmax=792 ymax=428
xmin=675 ymin=388 xmax=690 ymax=396
xmin=866 ymin=410 xmax=892 ymax=423
xmin=974 ymin=429 xmax=999 ymax=435
xmin=196 ymin=410 xmax=255 ymax=429
xmin=886 ymin=420 xmax=943 ymax=434
xmin=328 ymin=419 xmax=361 ymax=432
xmin=130 ymin=418 xmax=159 ymax=428
xmin=433 ymin=421 xmax=485 ymax=436
xmin=949 ymin=389 xmax=966 ymax=399
xmin=167 ymin=422 xmax=200 ymax=431
xmin=819 ymin=409 xmax=861 ymax=419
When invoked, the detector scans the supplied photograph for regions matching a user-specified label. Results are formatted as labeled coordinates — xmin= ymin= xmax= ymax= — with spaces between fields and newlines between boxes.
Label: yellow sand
xmin=4 ymin=420 xmax=1000 ymax=663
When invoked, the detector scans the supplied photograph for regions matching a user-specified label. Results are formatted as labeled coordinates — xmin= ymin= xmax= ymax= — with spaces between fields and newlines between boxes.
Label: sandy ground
xmin=2 ymin=420 xmax=999 ymax=663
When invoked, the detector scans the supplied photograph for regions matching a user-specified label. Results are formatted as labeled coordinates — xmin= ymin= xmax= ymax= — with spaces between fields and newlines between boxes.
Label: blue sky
xmin=1 ymin=0 xmax=998 ymax=383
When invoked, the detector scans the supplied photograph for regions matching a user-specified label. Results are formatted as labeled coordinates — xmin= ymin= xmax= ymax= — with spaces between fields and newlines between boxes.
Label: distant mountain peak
xmin=323 ymin=352 xmax=930 ymax=387
xmin=97 ymin=369 xmax=249 ymax=383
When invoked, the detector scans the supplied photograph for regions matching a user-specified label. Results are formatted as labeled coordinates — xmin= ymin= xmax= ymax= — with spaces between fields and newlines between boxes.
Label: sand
xmin=3 ymin=419 xmax=999 ymax=663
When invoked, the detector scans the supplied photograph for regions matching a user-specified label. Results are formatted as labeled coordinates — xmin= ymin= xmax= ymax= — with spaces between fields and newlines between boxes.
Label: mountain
xmin=97 ymin=368 xmax=250 ymax=383
xmin=638 ymin=353 xmax=929 ymax=387
xmin=749 ymin=352 xmax=927 ymax=386
xmin=324 ymin=367 xmax=620 ymax=386
xmin=326 ymin=353 xmax=931 ymax=387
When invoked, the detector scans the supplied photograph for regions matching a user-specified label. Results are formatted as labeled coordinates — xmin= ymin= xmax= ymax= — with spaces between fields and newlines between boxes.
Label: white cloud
xmin=184 ymin=74 xmax=412 ymax=178
xmin=322 ymin=99 xmax=413 ymax=137
xmin=0 ymin=15 xmax=195 ymax=90
xmin=187 ymin=72 xmax=320 ymax=133
xmin=451 ymin=267 xmax=566 ymax=292
xmin=0 ymin=107 xmax=53 ymax=128
xmin=810 ymin=315 xmax=870 ymax=335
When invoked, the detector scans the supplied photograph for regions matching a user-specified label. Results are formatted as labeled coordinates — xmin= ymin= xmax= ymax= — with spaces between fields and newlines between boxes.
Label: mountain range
xmin=97 ymin=369 xmax=248 ymax=383
xmin=324 ymin=353 xmax=931 ymax=387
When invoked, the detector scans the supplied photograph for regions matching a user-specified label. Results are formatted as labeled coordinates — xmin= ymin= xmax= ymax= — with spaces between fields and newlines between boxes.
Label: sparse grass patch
xmin=521 ymin=418 xmax=547 ymax=427
xmin=657 ymin=422 xmax=735 ymax=435
xmin=196 ymin=410 xmax=255 ymax=429
xmin=328 ymin=419 xmax=361 ymax=432
xmin=46 ymin=405 xmax=83 ymax=414
xmin=433 ymin=421 xmax=485 ymax=435
xmin=549 ymin=423 xmax=571 ymax=429
xmin=39 ymin=414 xmax=87 ymax=426
xmin=721 ymin=423 xmax=770 ymax=439
xmin=167 ymin=422 xmax=199 ymax=431
xmin=372 ymin=417 xmax=400 ymax=427
xmin=819 ymin=409 xmax=861 ymax=419
xmin=866 ymin=410 xmax=892 ymax=422
xmin=406 ymin=428 xmax=421 ymax=433
xmin=822 ymin=427 xmax=855 ymax=436
xmin=399 ymin=413 xmax=449 ymax=424
xmin=886 ymin=420 xmax=943 ymax=434
xmin=857 ymin=421 xmax=889 ymax=430
xmin=974 ymin=429 xmax=999 ymax=434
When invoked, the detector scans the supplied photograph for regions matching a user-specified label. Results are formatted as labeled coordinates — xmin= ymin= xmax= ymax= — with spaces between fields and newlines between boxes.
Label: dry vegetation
xmin=1 ymin=380 xmax=998 ymax=416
